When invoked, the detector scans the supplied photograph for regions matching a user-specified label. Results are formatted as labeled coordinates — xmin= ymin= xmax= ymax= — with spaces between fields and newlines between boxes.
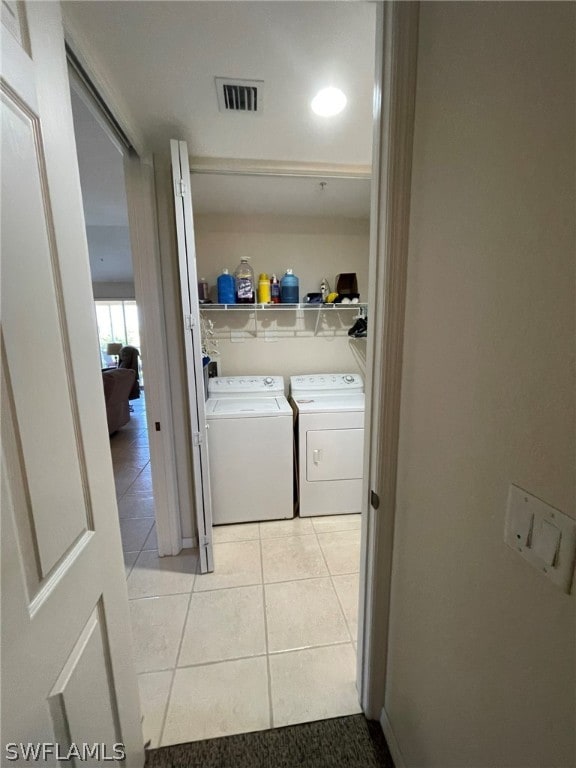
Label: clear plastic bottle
xmin=234 ymin=257 xmax=255 ymax=303
xmin=320 ymin=277 xmax=331 ymax=302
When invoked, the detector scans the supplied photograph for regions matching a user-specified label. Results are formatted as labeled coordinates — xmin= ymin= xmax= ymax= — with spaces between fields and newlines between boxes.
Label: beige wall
xmin=194 ymin=213 xmax=370 ymax=382
xmin=386 ymin=3 xmax=575 ymax=767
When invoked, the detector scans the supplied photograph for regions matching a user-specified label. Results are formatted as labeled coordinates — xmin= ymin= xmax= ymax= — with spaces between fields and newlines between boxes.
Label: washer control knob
xmin=345 ymin=375 xmax=355 ymax=383
xmin=264 ymin=377 xmax=274 ymax=385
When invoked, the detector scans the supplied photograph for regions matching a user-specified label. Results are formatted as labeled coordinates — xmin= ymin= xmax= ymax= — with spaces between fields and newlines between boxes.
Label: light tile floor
xmin=111 ymin=395 xmax=362 ymax=749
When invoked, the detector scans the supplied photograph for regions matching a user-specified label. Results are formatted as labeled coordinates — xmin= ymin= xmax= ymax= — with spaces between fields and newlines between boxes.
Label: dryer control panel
xmin=290 ymin=373 xmax=364 ymax=395
xmin=208 ymin=375 xmax=284 ymax=397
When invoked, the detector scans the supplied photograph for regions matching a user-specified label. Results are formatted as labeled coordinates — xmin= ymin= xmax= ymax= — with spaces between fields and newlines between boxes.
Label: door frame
xmin=124 ymin=153 xmax=183 ymax=556
xmin=175 ymin=0 xmax=420 ymax=727
xmin=358 ymin=0 xmax=419 ymax=742
xmin=65 ymin=39 xmax=183 ymax=557
xmin=63 ymin=0 xmax=421 ymax=737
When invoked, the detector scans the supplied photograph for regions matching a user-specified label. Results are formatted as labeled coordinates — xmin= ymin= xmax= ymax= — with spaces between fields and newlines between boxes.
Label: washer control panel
xmin=208 ymin=375 xmax=285 ymax=396
xmin=290 ymin=373 xmax=364 ymax=393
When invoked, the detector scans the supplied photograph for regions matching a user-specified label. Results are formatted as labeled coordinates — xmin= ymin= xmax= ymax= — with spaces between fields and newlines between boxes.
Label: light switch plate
xmin=532 ymin=519 xmax=561 ymax=565
xmin=505 ymin=484 xmax=576 ymax=593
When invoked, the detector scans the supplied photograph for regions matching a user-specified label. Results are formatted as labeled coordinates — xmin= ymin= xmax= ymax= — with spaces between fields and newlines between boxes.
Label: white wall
xmin=385 ymin=4 xmax=575 ymax=767
xmin=194 ymin=213 xmax=370 ymax=382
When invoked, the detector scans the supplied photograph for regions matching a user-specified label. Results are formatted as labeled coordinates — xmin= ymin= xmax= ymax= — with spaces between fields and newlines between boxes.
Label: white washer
xmin=290 ymin=373 xmax=365 ymax=517
xmin=206 ymin=375 xmax=293 ymax=525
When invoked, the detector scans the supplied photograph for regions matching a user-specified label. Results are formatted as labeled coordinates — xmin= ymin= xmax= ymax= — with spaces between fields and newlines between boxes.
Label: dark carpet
xmin=144 ymin=715 xmax=394 ymax=768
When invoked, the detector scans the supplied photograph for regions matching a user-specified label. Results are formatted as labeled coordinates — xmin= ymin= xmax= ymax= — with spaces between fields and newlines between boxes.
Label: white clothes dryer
xmin=206 ymin=376 xmax=293 ymax=525
xmin=290 ymin=374 xmax=365 ymax=517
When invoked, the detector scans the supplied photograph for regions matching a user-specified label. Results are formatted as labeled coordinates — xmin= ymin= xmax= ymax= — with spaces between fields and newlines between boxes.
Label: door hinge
xmin=192 ymin=431 xmax=203 ymax=447
xmin=370 ymin=490 xmax=380 ymax=510
xmin=176 ymin=178 xmax=187 ymax=197
xmin=185 ymin=314 xmax=195 ymax=330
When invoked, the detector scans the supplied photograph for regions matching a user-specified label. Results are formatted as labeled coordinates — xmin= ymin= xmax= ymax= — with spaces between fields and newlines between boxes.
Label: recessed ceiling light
xmin=311 ymin=87 xmax=347 ymax=117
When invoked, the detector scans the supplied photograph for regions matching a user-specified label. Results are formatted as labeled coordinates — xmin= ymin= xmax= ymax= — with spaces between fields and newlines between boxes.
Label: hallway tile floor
xmin=111 ymin=395 xmax=362 ymax=749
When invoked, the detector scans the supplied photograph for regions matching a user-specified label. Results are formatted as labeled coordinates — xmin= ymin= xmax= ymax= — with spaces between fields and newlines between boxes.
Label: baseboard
xmin=182 ymin=537 xmax=196 ymax=549
xmin=380 ymin=708 xmax=406 ymax=768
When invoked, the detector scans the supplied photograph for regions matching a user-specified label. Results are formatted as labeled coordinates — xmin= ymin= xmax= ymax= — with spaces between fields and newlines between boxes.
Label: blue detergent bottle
xmin=280 ymin=269 xmax=299 ymax=303
xmin=217 ymin=269 xmax=236 ymax=304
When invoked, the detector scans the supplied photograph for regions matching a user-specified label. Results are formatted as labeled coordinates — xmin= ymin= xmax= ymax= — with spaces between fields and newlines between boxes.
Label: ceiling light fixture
xmin=311 ymin=87 xmax=347 ymax=117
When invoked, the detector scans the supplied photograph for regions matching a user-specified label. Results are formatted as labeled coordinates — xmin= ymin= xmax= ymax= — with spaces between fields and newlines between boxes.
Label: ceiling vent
xmin=215 ymin=77 xmax=263 ymax=114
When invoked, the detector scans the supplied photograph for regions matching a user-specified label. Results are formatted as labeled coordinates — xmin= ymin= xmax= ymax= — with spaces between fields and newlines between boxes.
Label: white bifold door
xmin=1 ymin=3 xmax=143 ymax=764
xmin=170 ymin=140 xmax=214 ymax=573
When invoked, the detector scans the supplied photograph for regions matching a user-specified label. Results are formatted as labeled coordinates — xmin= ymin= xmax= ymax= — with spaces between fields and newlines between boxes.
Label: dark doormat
xmin=144 ymin=714 xmax=395 ymax=768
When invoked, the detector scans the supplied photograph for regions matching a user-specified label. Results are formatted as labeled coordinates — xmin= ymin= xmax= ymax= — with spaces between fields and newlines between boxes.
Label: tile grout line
xmin=324 ymin=536 xmax=359 ymax=645
xmin=138 ymin=638 xmax=354 ymax=677
xmin=147 ymin=652 xmax=269 ymax=676
xmin=122 ymin=517 xmax=155 ymax=571
xmin=119 ymin=492 xmax=150 ymax=581
xmin=318 ymin=524 xmax=360 ymax=643
xmin=124 ymin=556 xmax=137 ymax=581
xmin=188 ymin=570 xmax=359 ymax=597
xmin=267 ymin=639 xmax=352 ymax=657
xmin=214 ymin=520 xmax=360 ymax=545
xmin=142 ymin=561 xmax=201 ymax=597
xmin=141 ymin=520 xmax=157 ymax=551
xmin=310 ymin=521 xmax=362 ymax=719
xmin=332 ymin=579 xmax=356 ymax=645
xmin=312 ymin=521 xmax=356 ymax=645
xmin=258 ymin=536 xmax=275 ymax=730
xmin=123 ymin=506 xmax=153 ymax=582
xmin=158 ymin=586 xmax=195 ymax=748
xmin=123 ymin=458 xmax=152 ymax=496
xmin=124 ymin=423 xmax=174 ymax=747
xmin=115 ymin=413 xmax=175 ymax=747
xmin=115 ymin=466 xmax=147 ymax=498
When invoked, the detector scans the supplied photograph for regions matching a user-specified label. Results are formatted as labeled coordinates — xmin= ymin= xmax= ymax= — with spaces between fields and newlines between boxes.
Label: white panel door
xmin=1 ymin=4 xmax=143 ymax=764
xmin=170 ymin=139 xmax=214 ymax=573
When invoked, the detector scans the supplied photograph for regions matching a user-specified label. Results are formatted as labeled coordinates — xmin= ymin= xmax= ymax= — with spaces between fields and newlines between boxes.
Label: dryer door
xmin=306 ymin=429 xmax=364 ymax=481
